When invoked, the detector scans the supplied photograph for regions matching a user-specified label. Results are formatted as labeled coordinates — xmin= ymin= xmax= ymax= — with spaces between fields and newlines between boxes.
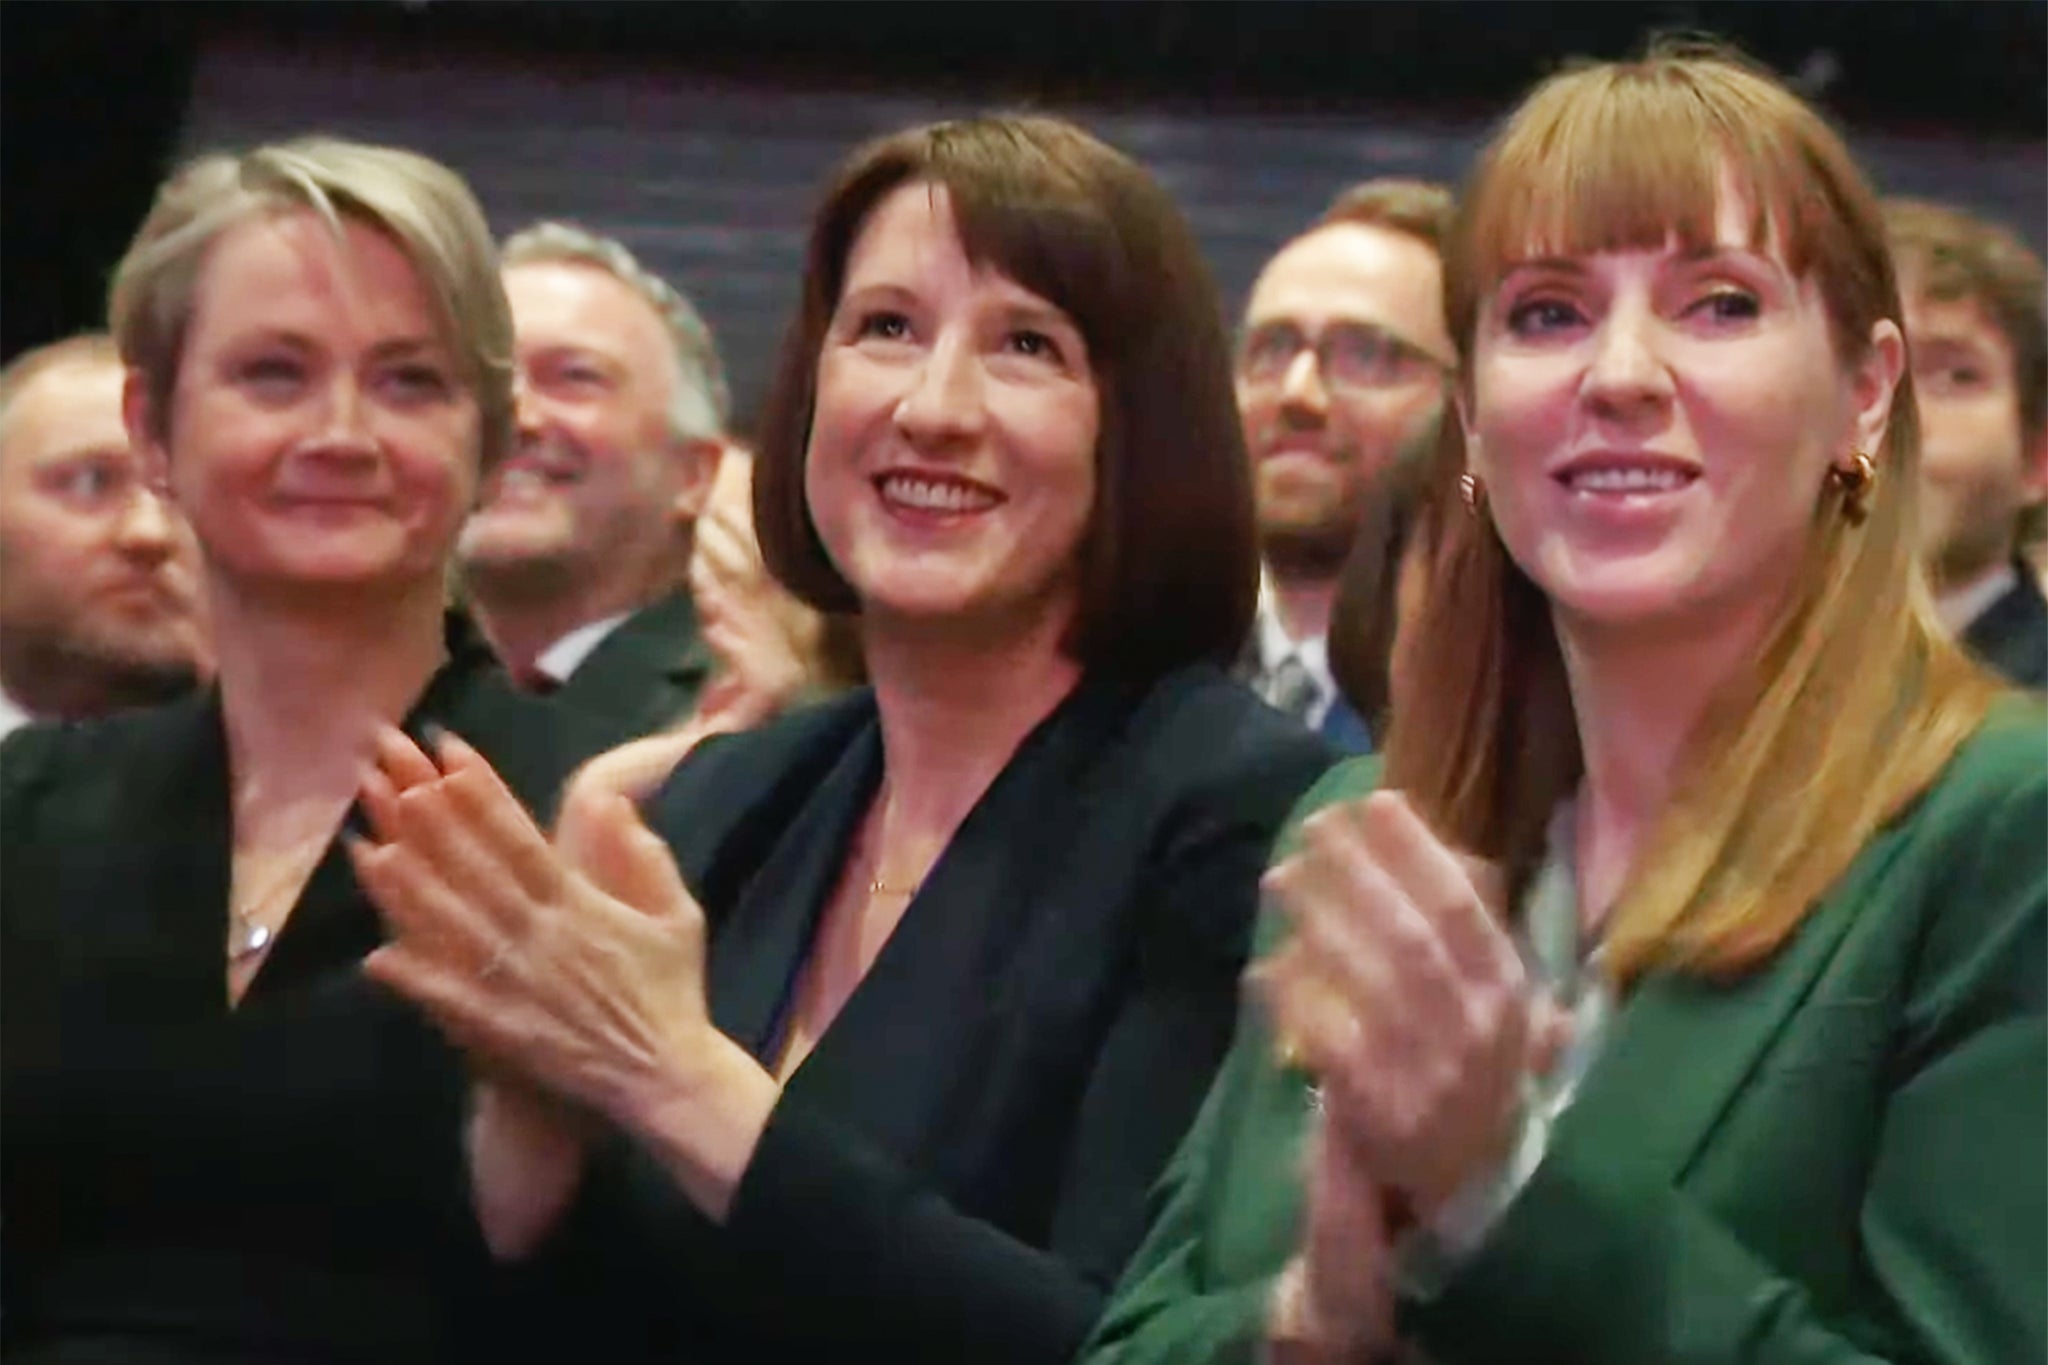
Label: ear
xmin=121 ymin=368 xmax=173 ymax=497
xmin=1848 ymin=318 xmax=1907 ymax=458
xmin=668 ymin=436 xmax=725 ymax=525
xmin=2021 ymin=422 xmax=2048 ymax=506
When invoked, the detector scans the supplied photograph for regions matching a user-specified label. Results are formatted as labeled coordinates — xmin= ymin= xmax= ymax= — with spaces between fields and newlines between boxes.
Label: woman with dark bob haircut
xmin=346 ymin=115 xmax=1335 ymax=1362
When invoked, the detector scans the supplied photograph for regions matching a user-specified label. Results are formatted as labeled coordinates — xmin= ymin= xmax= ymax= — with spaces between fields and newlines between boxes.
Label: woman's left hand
xmin=352 ymin=726 xmax=778 ymax=1220
xmin=1253 ymin=790 xmax=1534 ymax=1224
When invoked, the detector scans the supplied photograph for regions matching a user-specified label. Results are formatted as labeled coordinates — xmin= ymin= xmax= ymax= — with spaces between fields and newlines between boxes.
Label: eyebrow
xmin=1502 ymin=244 xmax=1761 ymax=275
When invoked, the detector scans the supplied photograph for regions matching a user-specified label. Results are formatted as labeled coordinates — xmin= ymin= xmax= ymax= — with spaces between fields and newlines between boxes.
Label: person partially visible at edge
xmin=1235 ymin=181 xmax=1454 ymax=753
xmin=562 ymin=444 xmax=866 ymax=812
xmin=0 ymin=333 xmax=209 ymax=735
xmin=2 ymin=138 xmax=606 ymax=1363
xmin=1082 ymin=40 xmax=2043 ymax=1365
xmin=346 ymin=115 xmax=1337 ymax=1363
xmin=458 ymin=222 xmax=729 ymax=743
xmin=1886 ymin=197 xmax=2048 ymax=689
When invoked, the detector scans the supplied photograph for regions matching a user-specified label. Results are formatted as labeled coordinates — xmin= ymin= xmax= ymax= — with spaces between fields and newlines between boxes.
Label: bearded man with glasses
xmin=1234 ymin=180 xmax=1454 ymax=751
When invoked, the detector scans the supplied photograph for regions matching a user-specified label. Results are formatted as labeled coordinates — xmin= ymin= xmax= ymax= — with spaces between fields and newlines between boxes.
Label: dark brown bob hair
xmin=753 ymin=115 xmax=1257 ymax=680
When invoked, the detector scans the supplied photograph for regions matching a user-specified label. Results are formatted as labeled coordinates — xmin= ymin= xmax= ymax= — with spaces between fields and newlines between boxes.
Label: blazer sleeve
xmin=522 ymin=704 xmax=1331 ymax=1364
xmin=1071 ymin=1009 xmax=1284 ymax=1365
xmin=1078 ymin=761 xmax=1381 ymax=1365
xmin=1405 ymin=760 xmax=2047 ymax=1365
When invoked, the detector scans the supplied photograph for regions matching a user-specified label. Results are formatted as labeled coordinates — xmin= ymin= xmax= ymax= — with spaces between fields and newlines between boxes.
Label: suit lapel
xmin=1556 ymin=819 xmax=1919 ymax=1185
xmin=556 ymin=592 xmax=713 ymax=732
xmin=707 ymin=719 xmax=884 ymax=1056
xmin=776 ymin=679 xmax=1133 ymax=1152
xmin=97 ymin=691 xmax=236 ymax=1018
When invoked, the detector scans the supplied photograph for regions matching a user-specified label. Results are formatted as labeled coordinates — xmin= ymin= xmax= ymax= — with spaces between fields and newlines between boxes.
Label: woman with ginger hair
xmin=1082 ymin=42 xmax=2043 ymax=1365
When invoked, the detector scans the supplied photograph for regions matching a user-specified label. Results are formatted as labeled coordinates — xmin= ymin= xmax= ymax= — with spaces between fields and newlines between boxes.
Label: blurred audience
xmin=1887 ymin=197 xmax=2048 ymax=688
xmin=458 ymin=222 xmax=728 ymax=741
xmin=1086 ymin=41 xmax=2040 ymax=1365
xmin=2 ymin=137 xmax=603 ymax=1363
xmin=350 ymin=114 xmax=1335 ymax=1364
xmin=559 ymin=445 xmax=865 ymax=810
xmin=1236 ymin=181 xmax=1455 ymax=752
xmin=0 ymin=333 xmax=208 ymax=735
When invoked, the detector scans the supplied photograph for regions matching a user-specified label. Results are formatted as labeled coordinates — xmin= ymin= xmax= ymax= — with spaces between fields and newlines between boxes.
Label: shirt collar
xmin=0 ymin=685 xmax=32 ymax=740
xmin=1934 ymin=560 xmax=2020 ymax=637
xmin=533 ymin=611 xmax=633 ymax=686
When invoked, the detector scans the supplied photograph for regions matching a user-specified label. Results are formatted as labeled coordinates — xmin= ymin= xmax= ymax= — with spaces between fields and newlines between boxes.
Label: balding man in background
xmin=0 ymin=334 xmax=208 ymax=736
xmin=459 ymin=223 xmax=727 ymax=743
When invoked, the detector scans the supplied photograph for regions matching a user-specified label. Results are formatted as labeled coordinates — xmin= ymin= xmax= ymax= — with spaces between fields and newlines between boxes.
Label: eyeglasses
xmin=1236 ymin=320 xmax=1449 ymax=391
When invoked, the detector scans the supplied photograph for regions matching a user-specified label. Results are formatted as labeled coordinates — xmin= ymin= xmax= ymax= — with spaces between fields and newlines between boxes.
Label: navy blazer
xmin=0 ymin=649 xmax=606 ymax=1364
xmin=523 ymin=664 xmax=1336 ymax=1363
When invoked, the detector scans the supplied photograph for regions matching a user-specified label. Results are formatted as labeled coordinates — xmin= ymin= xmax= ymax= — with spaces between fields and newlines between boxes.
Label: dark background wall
xmin=7 ymin=0 xmax=2044 ymax=430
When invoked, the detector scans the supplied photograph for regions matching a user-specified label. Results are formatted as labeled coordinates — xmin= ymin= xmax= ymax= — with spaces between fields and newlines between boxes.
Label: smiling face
xmin=1465 ymin=191 xmax=1901 ymax=637
xmin=133 ymin=209 xmax=481 ymax=604
xmin=802 ymin=182 xmax=1100 ymax=641
xmin=1237 ymin=223 xmax=1450 ymax=575
xmin=459 ymin=260 xmax=714 ymax=605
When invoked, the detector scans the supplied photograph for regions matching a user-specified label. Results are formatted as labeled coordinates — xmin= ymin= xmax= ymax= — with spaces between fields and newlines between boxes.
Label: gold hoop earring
xmin=1457 ymin=472 xmax=1485 ymax=515
xmin=1828 ymin=449 xmax=1877 ymax=524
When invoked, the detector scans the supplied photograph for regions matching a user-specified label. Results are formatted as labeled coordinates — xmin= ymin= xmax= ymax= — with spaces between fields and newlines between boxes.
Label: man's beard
xmin=0 ymin=621 xmax=202 ymax=718
xmin=1258 ymin=513 xmax=1358 ymax=582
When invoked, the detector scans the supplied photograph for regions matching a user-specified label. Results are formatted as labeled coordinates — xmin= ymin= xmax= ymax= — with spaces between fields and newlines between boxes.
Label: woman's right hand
xmin=1268 ymin=1119 xmax=1399 ymax=1363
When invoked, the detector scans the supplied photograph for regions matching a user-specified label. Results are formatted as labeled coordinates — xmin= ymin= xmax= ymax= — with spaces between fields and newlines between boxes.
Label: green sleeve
xmin=1078 ymin=759 xmax=1385 ymax=1365
xmin=1409 ymin=761 xmax=2048 ymax=1365
xmin=1071 ymin=1005 xmax=1280 ymax=1365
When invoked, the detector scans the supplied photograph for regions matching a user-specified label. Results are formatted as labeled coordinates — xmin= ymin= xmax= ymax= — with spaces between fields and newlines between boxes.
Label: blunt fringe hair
xmin=752 ymin=115 xmax=1257 ymax=680
xmin=109 ymin=136 xmax=515 ymax=474
xmin=1385 ymin=40 xmax=2001 ymax=988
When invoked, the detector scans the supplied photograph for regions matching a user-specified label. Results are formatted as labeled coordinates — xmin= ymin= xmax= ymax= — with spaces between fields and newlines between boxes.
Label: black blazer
xmin=549 ymin=590 xmax=714 ymax=746
xmin=526 ymin=664 xmax=1336 ymax=1364
xmin=1962 ymin=559 xmax=2048 ymax=690
xmin=0 ymin=649 xmax=606 ymax=1364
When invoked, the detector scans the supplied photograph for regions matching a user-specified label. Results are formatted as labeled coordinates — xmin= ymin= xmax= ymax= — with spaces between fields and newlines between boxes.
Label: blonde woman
xmin=1084 ymin=43 xmax=2043 ymax=1365
xmin=0 ymin=140 xmax=601 ymax=1362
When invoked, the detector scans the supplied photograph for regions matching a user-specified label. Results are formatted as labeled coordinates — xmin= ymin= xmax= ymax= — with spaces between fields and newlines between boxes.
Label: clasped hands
xmin=349 ymin=726 xmax=763 ymax=1255
xmin=1252 ymin=791 xmax=1569 ymax=1361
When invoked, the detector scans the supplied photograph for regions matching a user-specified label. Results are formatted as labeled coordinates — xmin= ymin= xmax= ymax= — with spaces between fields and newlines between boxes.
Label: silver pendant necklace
xmin=229 ymin=909 xmax=274 ymax=961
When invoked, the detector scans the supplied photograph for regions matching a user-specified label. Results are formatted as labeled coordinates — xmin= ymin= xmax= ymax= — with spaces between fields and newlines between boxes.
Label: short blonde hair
xmin=1387 ymin=40 xmax=2000 ymax=987
xmin=109 ymin=136 xmax=515 ymax=472
xmin=501 ymin=222 xmax=731 ymax=442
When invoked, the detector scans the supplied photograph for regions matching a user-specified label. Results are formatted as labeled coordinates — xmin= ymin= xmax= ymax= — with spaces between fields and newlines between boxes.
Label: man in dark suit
xmin=0 ymin=334 xmax=208 ymax=737
xmin=1234 ymin=181 xmax=1455 ymax=751
xmin=1888 ymin=199 xmax=2048 ymax=689
xmin=458 ymin=223 xmax=729 ymax=742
